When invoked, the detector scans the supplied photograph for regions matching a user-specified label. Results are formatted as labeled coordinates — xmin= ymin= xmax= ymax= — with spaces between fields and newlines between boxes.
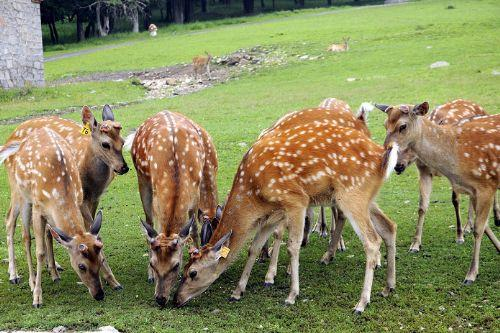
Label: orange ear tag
xmin=220 ymin=246 xmax=230 ymax=258
xmin=81 ymin=123 xmax=91 ymax=136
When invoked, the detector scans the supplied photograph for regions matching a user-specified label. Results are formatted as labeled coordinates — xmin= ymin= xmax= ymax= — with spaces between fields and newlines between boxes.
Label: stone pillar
xmin=0 ymin=0 xmax=45 ymax=89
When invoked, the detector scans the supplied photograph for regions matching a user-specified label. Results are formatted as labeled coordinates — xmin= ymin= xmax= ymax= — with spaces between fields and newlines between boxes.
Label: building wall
xmin=0 ymin=0 xmax=44 ymax=89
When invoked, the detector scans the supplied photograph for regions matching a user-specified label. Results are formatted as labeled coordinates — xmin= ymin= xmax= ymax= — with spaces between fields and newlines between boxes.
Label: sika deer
xmin=174 ymin=107 xmax=397 ymax=314
xmin=327 ymin=37 xmax=350 ymax=52
xmin=193 ymin=52 xmax=213 ymax=80
xmin=376 ymin=99 xmax=489 ymax=252
xmin=379 ymin=102 xmax=500 ymax=285
xmin=0 ymin=128 xmax=107 ymax=307
xmin=127 ymin=111 xmax=218 ymax=306
xmin=3 ymin=105 xmax=127 ymax=289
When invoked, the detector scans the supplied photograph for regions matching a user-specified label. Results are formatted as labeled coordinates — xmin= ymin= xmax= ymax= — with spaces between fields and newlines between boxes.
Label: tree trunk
xmin=166 ymin=0 xmax=174 ymax=22
xmin=131 ymin=7 xmax=139 ymax=32
xmin=184 ymin=0 xmax=194 ymax=22
xmin=272 ymin=0 xmax=275 ymax=9
xmin=327 ymin=0 xmax=332 ymax=5
xmin=76 ymin=10 xmax=85 ymax=42
xmin=297 ymin=0 xmax=304 ymax=7
xmin=261 ymin=0 xmax=265 ymax=9
xmin=172 ymin=0 xmax=184 ymax=24
xmin=109 ymin=7 xmax=116 ymax=33
xmin=96 ymin=2 xmax=108 ymax=37
xmin=143 ymin=6 xmax=152 ymax=30
xmin=243 ymin=0 xmax=254 ymax=13
xmin=201 ymin=0 xmax=208 ymax=13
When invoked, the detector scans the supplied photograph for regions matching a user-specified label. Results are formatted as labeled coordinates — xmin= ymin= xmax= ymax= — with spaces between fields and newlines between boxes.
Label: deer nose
xmin=118 ymin=164 xmax=129 ymax=175
xmin=156 ymin=296 xmax=167 ymax=307
xmin=94 ymin=288 xmax=105 ymax=301
xmin=394 ymin=163 xmax=406 ymax=174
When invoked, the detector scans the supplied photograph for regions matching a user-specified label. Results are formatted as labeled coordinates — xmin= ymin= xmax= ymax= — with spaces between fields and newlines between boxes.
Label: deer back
xmin=429 ymin=99 xmax=487 ymax=125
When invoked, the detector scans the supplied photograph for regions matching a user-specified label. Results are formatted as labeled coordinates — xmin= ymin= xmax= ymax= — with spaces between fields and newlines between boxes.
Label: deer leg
xmin=452 ymin=191 xmax=465 ymax=244
xmin=339 ymin=198 xmax=382 ymax=314
xmin=464 ymin=191 xmax=494 ymax=284
xmin=44 ymin=222 xmax=60 ymax=282
xmin=284 ymin=206 xmax=306 ymax=305
xmin=6 ymin=198 xmax=21 ymax=284
xmin=319 ymin=206 xmax=328 ymax=238
xmin=230 ymin=223 xmax=278 ymax=301
xmin=332 ymin=206 xmax=346 ymax=251
xmin=20 ymin=202 xmax=36 ymax=291
xmin=370 ymin=204 xmax=397 ymax=298
xmin=464 ymin=198 xmax=474 ymax=234
xmin=264 ymin=224 xmax=285 ymax=286
xmin=138 ymin=177 xmax=154 ymax=283
xmin=258 ymin=240 xmax=270 ymax=262
xmin=100 ymin=251 xmax=122 ymax=290
xmin=301 ymin=208 xmax=313 ymax=247
xmin=494 ymin=192 xmax=500 ymax=227
xmin=410 ymin=169 xmax=432 ymax=253
xmin=321 ymin=208 xmax=346 ymax=264
xmin=207 ymin=64 xmax=212 ymax=80
xmin=188 ymin=209 xmax=200 ymax=247
xmin=32 ymin=205 xmax=45 ymax=308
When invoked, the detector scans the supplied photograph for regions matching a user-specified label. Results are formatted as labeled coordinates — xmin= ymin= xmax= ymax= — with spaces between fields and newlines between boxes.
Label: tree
xmin=243 ymin=0 xmax=254 ymax=13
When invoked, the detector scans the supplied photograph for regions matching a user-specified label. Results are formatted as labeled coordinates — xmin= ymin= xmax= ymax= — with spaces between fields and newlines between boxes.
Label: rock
xmin=430 ymin=61 xmax=449 ymax=69
xmin=238 ymin=142 xmax=248 ymax=148
xmin=492 ymin=70 xmax=500 ymax=76
xmin=165 ymin=78 xmax=177 ymax=85
xmin=96 ymin=326 xmax=120 ymax=333
xmin=52 ymin=326 xmax=67 ymax=333
xmin=299 ymin=55 xmax=309 ymax=60
xmin=426 ymin=46 xmax=432 ymax=49
xmin=346 ymin=77 xmax=356 ymax=82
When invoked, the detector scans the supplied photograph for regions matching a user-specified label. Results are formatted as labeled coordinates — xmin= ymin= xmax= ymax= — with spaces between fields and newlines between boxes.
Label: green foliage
xmin=1 ymin=0 xmax=499 ymax=331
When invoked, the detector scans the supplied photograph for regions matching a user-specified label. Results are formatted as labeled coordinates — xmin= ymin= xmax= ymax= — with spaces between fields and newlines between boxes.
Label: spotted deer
xmin=327 ymin=37 xmax=350 ymax=52
xmin=193 ymin=52 xmax=212 ymax=80
xmin=379 ymin=102 xmax=500 ymax=285
xmin=126 ymin=111 xmax=218 ymax=307
xmin=174 ymin=107 xmax=397 ymax=314
xmin=3 ymin=105 xmax=127 ymax=289
xmin=0 ymin=128 xmax=107 ymax=307
xmin=377 ymin=100 xmax=492 ymax=252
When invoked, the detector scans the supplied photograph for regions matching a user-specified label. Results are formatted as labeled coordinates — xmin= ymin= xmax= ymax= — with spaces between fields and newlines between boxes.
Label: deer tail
xmin=0 ymin=141 xmax=21 ymax=165
xmin=123 ymin=130 xmax=137 ymax=151
xmin=381 ymin=143 xmax=399 ymax=180
xmin=356 ymin=102 xmax=375 ymax=121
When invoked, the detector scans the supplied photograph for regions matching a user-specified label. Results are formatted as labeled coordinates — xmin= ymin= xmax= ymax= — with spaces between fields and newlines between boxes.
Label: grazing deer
xmin=0 ymin=128 xmax=107 ymax=307
xmin=193 ymin=52 xmax=213 ymax=80
xmin=126 ymin=111 xmax=218 ymax=307
xmin=174 ymin=107 xmax=397 ymax=314
xmin=378 ymin=101 xmax=500 ymax=285
xmin=148 ymin=23 xmax=158 ymax=37
xmin=327 ymin=37 xmax=350 ymax=52
xmin=3 ymin=105 xmax=127 ymax=289
xmin=381 ymin=100 xmax=490 ymax=252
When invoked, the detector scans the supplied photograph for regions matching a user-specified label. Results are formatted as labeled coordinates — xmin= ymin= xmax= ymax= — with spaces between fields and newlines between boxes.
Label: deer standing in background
xmin=379 ymin=102 xmax=500 ymax=285
xmin=3 ymin=105 xmax=128 ymax=289
xmin=174 ymin=107 xmax=397 ymax=314
xmin=327 ymin=37 xmax=350 ymax=52
xmin=126 ymin=111 xmax=218 ymax=307
xmin=193 ymin=52 xmax=213 ymax=80
xmin=0 ymin=128 xmax=107 ymax=307
xmin=378 ymin=99 xmax=494 ymax=252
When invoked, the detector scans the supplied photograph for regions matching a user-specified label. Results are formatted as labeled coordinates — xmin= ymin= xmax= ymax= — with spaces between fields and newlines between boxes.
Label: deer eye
xmin=101 ymin=142 xmax=111 ymax=150
xmin=399 ymin=124 xmax=407 ymax=133
xmin=78 ymin=264 xmax=87 ymax=272
xmin=189 ymin=270 xmax=197 ymax=279
xmin=172 ymin=263 xmax=180 ymax=272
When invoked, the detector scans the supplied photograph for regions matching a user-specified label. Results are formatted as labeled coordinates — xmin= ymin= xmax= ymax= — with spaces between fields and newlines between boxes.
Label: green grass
xmin=1 ymin=0 xmax=499 ymax=331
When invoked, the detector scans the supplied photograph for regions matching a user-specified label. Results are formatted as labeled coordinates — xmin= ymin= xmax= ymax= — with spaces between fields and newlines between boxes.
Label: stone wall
xmin=0 ymin=0 xmax=44 ymax=89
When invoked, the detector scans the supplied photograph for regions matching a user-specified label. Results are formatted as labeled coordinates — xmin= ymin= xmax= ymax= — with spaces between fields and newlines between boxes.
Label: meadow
xmin=0 ymin=0 xmax=499 ymax=331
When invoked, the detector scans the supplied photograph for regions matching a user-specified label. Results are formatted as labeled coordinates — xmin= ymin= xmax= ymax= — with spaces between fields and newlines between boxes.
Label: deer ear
xmin=197 ymin=208 xmax=205 ymax=223
xmin=200 ymin=221 xmax=213 ymax=246
xmin=179 ymin=215 xmax=195 ymax=239
xmin=140 ymin=218 xmax=158 ymax=242
xmin=215 ymin=205 xmax=223 ymax=220
xmin=90 ymin=210 xmax=103 ymax=236
xmin=374 ymin=104 xmax=390 ymax=113
xmin=82 ymin=106 xmax=98 ymax=130
xmin=412 ymin=102 xmax=429 ymax=116
xmin=102 ymin=104 xmax=115 ymax=121
xmin=48 ymin=225 xmax=73 ymax=248
xmin=212 ymin=230 xmax=232 ymax=252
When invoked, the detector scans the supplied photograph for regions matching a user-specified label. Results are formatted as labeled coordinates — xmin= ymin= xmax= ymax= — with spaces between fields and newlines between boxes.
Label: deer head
xmin=174 ymin=230 xmax=232 ymax=307
xmin=141 ymin=216 xmax=194 ymax=307
xmin=48 ymin=211 xmax=105 ymax=300
xmin=82 ymin=105 xmax=129 ymax=175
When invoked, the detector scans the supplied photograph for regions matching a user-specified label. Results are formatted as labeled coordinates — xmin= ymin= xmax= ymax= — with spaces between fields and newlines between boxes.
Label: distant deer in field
xmin=0 ymin=128 xmax=107 ymax=307
xmin=377 ymin=99 xmax=496 ymax=252
xmin=378 ymin=101 xmax=500 ymax=285
xmin=125 ymin=111 xmax=218 ymax=307
xmin=3 ymin=105 xmax=128 ymax=289
xmin=174 ymin=106 xmax=398 ymax=314
xmin=327 ymin=37 xmax=350 ymax=52
xmin=148 ymin=23 xmax=158 ymax=37
xmin=193 ymin=52 xmax=213 ymax=80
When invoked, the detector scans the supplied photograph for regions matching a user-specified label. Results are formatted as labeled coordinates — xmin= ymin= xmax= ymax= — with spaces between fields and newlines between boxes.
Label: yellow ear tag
xmin=220 ymin=246 xmax=230 ymax=259
xmin=81 ymin=123 xmax=91 ymax=136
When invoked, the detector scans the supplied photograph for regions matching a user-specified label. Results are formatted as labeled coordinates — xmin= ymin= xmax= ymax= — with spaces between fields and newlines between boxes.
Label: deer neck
xmin=411 ymin=118 xmax=460 ymax=180
xmin=50 ymin=206 xmax=86 ymax=236
xmin=79 ymin=141 xmax=112 ymax=200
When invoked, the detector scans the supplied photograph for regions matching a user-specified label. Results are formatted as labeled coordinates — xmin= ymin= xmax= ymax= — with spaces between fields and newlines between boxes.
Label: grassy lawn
xmin=0 ymin=0 xmax=499 ymax=331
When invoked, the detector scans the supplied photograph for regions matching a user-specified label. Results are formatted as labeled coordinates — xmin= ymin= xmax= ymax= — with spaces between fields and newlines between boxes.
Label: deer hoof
xmin=147 ymin=277 xmax=155 ymax=284
xmin=53 ymin=277 xmax=61 ymax=284
xmin=9 ymin=277 xmax=21 ymax=284
xmin=32 ymin=303 xmax=42 ymax=309
xmin=228 ymin=296 xmax=240 ymax=302
xmin=113 ymin=285 xmax=124 ymax=291
xmin=456 ymin=238 xmax=465 ymax=244
xmin=408 ymin=248 xmax=420 ymax=254
xmin=463 ymin=279 xmax=475 ymax=286
xmin=263 ymin=282 xmax=273 ymax=288
xmin=353 ymin=309 xmax=363 ymax=315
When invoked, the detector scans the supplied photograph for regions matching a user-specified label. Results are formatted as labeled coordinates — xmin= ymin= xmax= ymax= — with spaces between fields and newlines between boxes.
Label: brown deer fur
xmin=174 ymin=106 xmax=397 ymax=313
xmin=327 ymin=37 xmax=350 ymax=52
xmin=3 ymin=106 xmax=127 ymax=289
xmin=0 ymin=128 xmax=107 ymax=307
xmin=193 ymin=52 xmax=212 ymax=80
xmin=129 ymin=111 xmax=218 ymax=306
xmin=380 ymin=101 xmax=500 ymax=284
